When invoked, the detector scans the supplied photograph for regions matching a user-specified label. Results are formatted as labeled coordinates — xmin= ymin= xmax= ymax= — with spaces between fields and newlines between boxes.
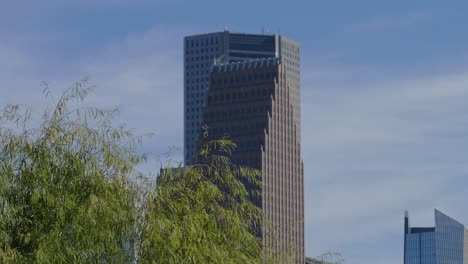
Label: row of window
xmin=186 ymin=113 xmax=203 ymax=124
xmin=285 ymin=66 xmax=300 ymax=75
xmin=186 ymin=97 xmax=205 ymax=106
xmin=281 ymin=41 xmax=299 ymax=53
xmin=186 ymin=54 xmax=218 ymax=62
xmin=186 ymin=36 xmax=220 ymax=48
xmin=185 ymin=138 xmax=195 ymax=145
xmin=186 ymin=62 xmax=212 ymax=70
xmin=208 ymin=88 xmax=272 ymax=104
xmin=229 ymin=52 xmax=273 ymax=59
xmin=187 ymin=91 xmax=204 ymax=99
xmin=186 ymin=110 xmax=202 ymax=120
xmin=204 ymin=106 xmax=271 ymax=121
xmin=284 ymin=52 xmax=300 ymax=62
xmin=211 ymin=72 xmax=278 ymax=87
xmin=186 ymin=76 xmax=209 ymax=84
xmin=185 ymin=137 xmax=198 ymax=145
xmin=186 ymin=112 xmax=201 ymax=121
xmin=186 ymin=84 xmax=208 ymax=92
xmin=186 ymin=72 xmax=209 ymax=78
xmin=186 ymin=113 xmax=201 ymax=121
xmin=185 ymin=47 xmax=219 ymax=55
xmin=186 ymin=127 xmax=200 ymax=136
xmin=208 ymin=124 xmax=266 ymax=136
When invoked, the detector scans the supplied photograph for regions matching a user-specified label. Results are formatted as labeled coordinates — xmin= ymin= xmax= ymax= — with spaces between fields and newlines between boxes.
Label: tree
xmin=0 ymin=80 xmax=269 ymax=263
xmin=0 ymin=80 xmax=143 ymax=263
xmin=137 ymin=138 xmax=264 ymax=264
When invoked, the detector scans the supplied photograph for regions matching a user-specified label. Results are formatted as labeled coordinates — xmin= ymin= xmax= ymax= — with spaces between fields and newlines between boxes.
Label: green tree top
xmin=0 ymin=79 xmax=269 ymax=264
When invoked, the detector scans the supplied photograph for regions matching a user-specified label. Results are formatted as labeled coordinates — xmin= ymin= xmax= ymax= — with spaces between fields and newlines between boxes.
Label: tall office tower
xmin=404 ymin=209 xmax=468 ymax=264
xmin=201 ymin=56 xmax=303 ymax=263
xmin=183 ymin=30 xmax=300 ymax=165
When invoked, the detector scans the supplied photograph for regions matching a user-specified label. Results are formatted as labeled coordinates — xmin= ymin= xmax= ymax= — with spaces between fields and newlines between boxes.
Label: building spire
xmin=404 ymin=210 xmax=409 ymax=234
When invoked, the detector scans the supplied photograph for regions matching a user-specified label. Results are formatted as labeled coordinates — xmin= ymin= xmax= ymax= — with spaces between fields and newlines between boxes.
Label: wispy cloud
xmin=344 ymin=12 xmax=432 ymax=33
xmin=79 ymin=26 xmax=192 ymax=163
xmin=0 ymin=25 xmax=191 ymax=165
xmin=303 ymin=63 xmax=468 ymax=263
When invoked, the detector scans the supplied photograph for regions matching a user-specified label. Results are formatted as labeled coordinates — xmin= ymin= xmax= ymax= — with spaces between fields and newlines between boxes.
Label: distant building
xmin=404 ymin=209 xmax=468 ymax=264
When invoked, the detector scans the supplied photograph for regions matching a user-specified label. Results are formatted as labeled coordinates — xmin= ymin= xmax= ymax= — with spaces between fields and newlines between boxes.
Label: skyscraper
xmin=183 ymin=30 xmax=300 ymax=165
xmin=404 ymin=209 xmax=468 ymax=264
xmin=200 ymin=57 xmax=303 ymax=263
xmin=184 ymin=30 xmax=303 ymax=263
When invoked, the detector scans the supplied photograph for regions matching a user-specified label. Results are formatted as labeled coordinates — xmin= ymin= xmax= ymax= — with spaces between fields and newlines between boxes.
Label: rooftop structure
xmin=404 ymin=209 xmax=468 ymax=264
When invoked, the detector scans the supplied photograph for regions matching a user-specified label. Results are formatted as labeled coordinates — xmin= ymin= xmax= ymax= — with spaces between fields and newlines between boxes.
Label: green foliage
xmin=0 ymin=80 xmax=142 ymax=263
xmin=137 ymin=139 xmax=264 ymax=264
xmin=0 ymin=79 xmax=270 ymax=263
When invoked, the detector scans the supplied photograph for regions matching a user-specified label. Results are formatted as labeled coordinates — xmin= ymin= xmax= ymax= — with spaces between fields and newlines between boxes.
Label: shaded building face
xmin=201 ymin=57 xmax=304 ymax=263
xmin=183 ymin=31 xmax=300 ymax=166
xmin=404 ymin=209 xmax=468 ymax=264
xmin=203 ymin=59 xmax=278 ymax=170
xmin=183 ymin=31 xmax=276 ymax=165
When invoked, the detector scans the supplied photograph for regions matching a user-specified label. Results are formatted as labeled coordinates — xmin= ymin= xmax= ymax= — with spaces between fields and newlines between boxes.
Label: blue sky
xmin=1 ymin=1 xmax=468 ymax=263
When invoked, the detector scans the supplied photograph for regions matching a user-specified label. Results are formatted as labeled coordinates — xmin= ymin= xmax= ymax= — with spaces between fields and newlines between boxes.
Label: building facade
xmin=404 ymin=209 xmax=468 ymax=264
xmin=183 ymin=30 xmax=300 ymax=165
xmin=201 ymin=56 xmax=303 ymax=263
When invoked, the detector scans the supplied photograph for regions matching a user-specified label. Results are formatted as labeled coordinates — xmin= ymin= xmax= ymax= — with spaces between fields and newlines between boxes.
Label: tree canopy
xmin=0 ymin=80 xmax=267 ymax=263
xmin=138 ymin=139 xmax=263 ymax=263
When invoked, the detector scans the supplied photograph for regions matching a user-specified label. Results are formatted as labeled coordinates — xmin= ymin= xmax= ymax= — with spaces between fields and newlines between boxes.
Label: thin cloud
xmin=303 ymin=64 xmax=468 ymax=263
xmin=344 ymin=12 xmax=432 ymax=33
xmin=0 ymin=26 xmax=189 ymax=164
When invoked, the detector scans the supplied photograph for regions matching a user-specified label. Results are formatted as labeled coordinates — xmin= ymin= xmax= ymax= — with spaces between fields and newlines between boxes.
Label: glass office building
xmin=404 ymin=209 xmax=468 ymax=264
xmin=186 ymin=31 xmax=304 ymax=263
xmin=202 ymin=57 xmax=303 ymax=263
xmin=183 ymin=30 xmax=300 ymax=166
